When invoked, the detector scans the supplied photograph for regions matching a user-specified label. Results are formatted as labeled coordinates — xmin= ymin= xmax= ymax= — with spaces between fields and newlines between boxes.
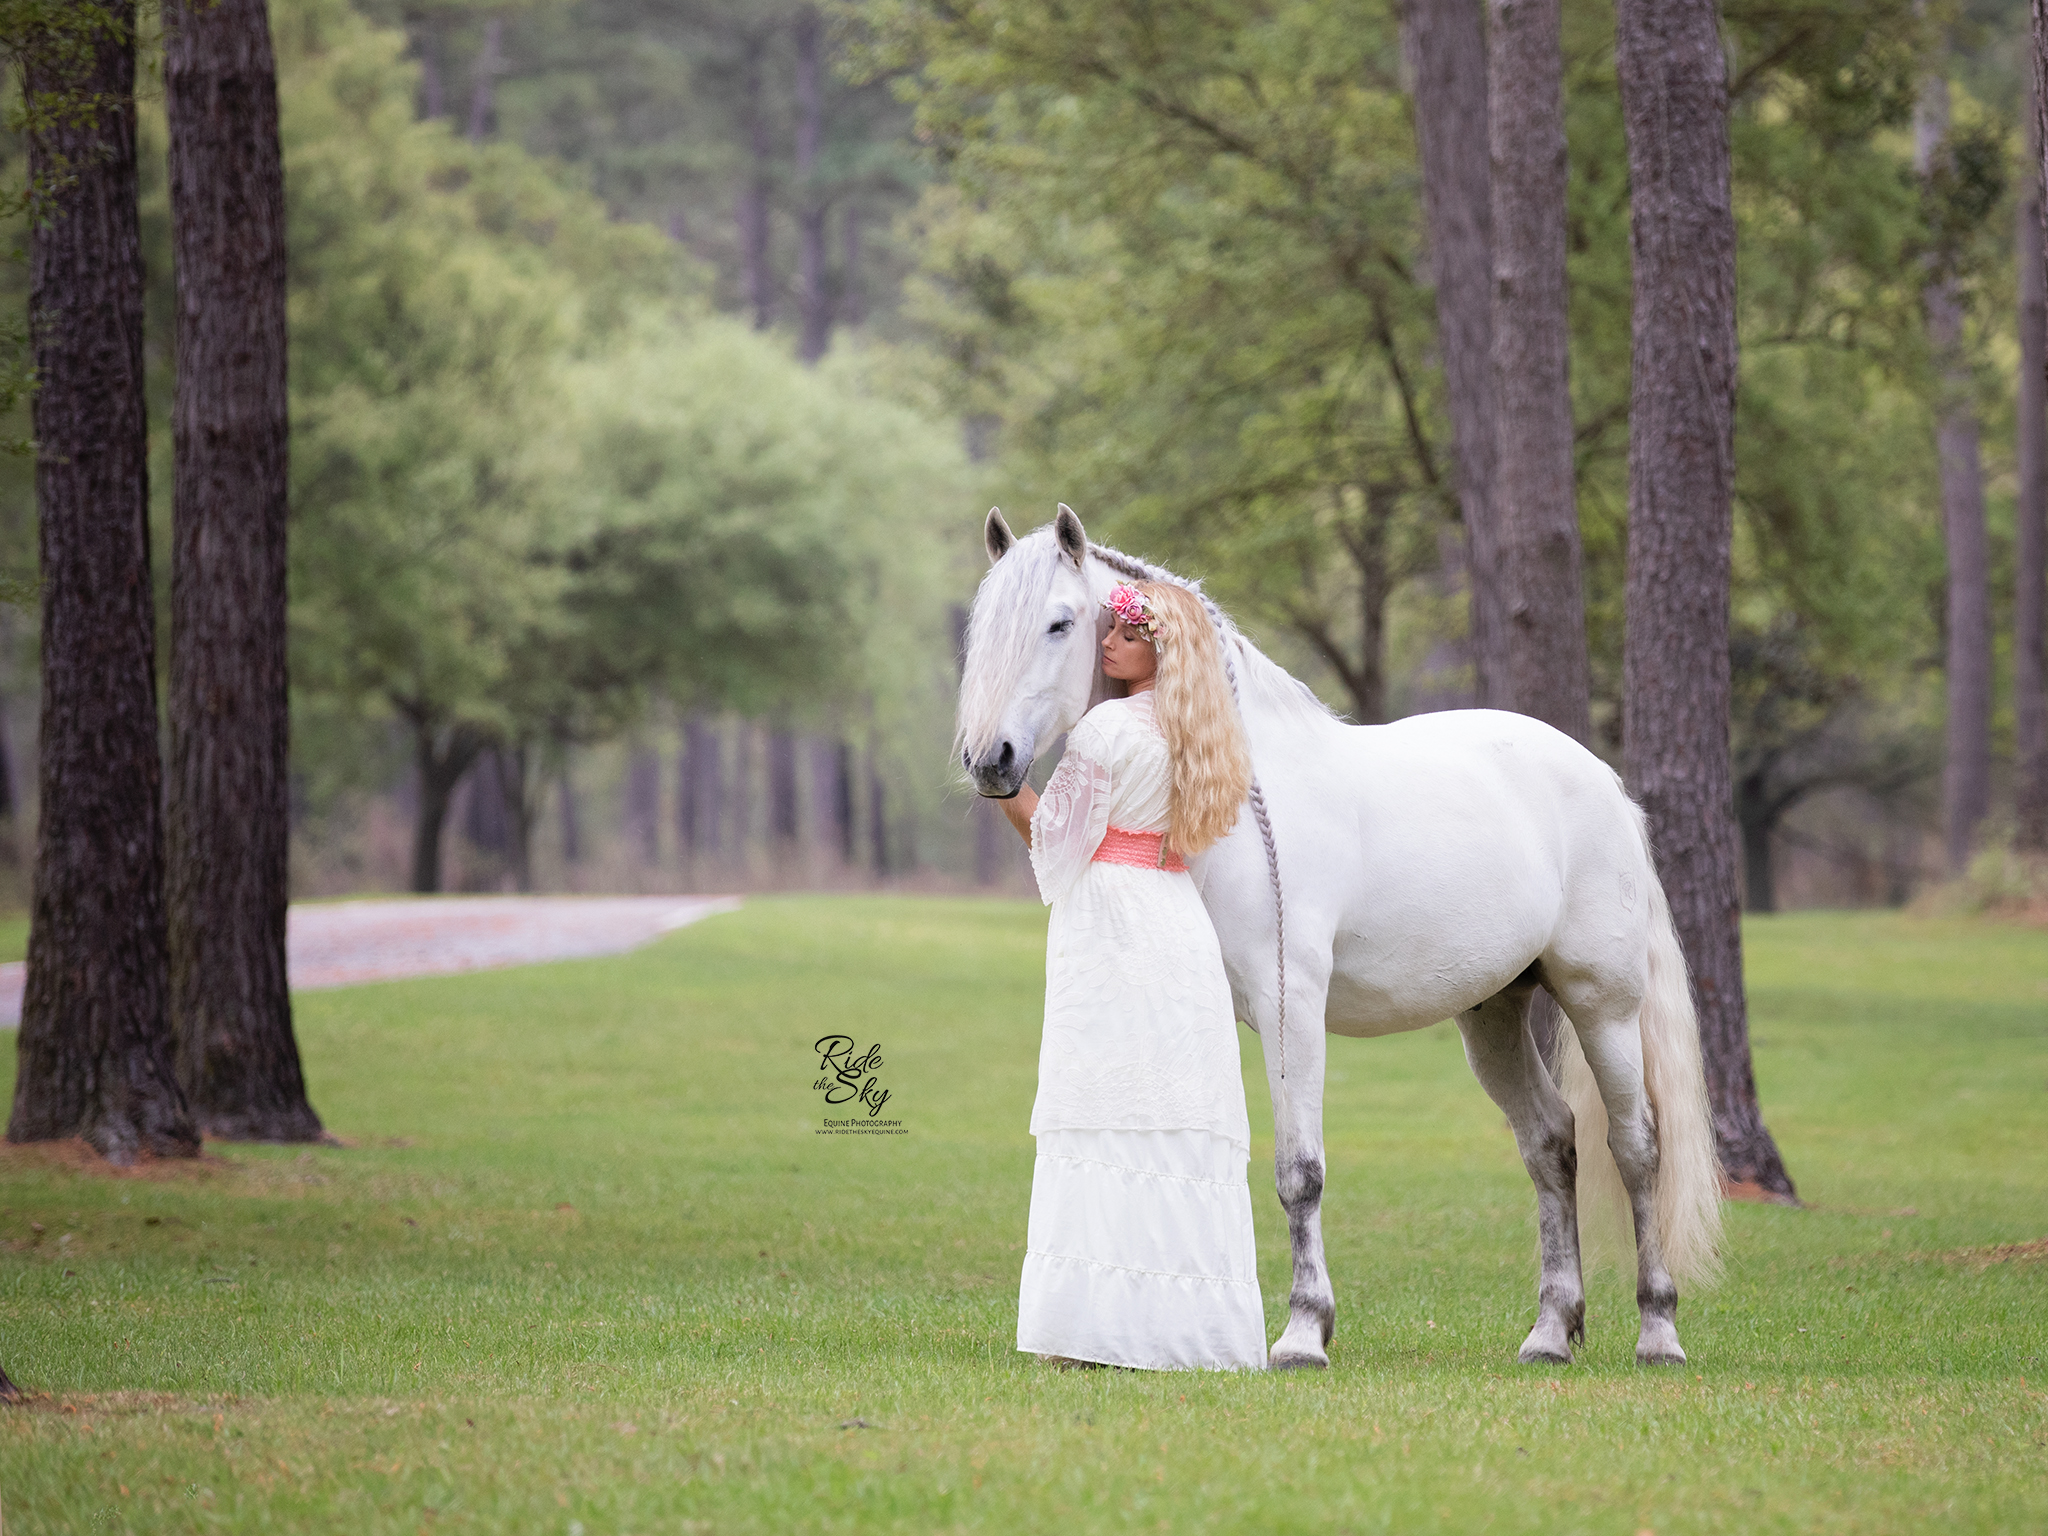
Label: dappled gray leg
xmin=1263 ymin=957 xmax=1334 ymax=1370
xmin=1568 ymin=1014 xmax=1684 ymax=1365
xmin=1457 ymin=986 xmax=1586 ymax=1365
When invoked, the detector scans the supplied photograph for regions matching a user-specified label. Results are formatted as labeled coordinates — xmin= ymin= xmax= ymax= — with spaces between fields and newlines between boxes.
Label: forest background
xmin=0 ymin=0 xmax=2037 ymax=912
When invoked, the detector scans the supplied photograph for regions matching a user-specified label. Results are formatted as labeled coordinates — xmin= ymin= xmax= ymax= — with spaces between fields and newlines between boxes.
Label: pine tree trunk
xmin=164 ymin=0 xmax=321 ymax=1143
xmin=680 ymin=714 xmax=718 ymax=868
xmin=633 ymin=744 xmax=664 ymax=865
xmin=558 ymin=760 xmax=581 ymax=865
xmin=1914 ymin=72 xmax=1994 ymax=876
xmin=733 ymin=722 xmax=754 ymax=870
xmin=794 ymin=4 xmax=831 ymax=363
xmin=1616 ymin=0 xmax=1794 ymax=1199
xmin=842 ymin=204 xmax=865 ymax=328
xmin=868 ymin=745 xmax=889 ymax=877
xmin=2018 ymin=36 xmax=2048 ymax=851
xmin=1405 ymin=0 xmax=1507 ymax=707
xmin=8 ymin=6 xmax=199 ymax=1163
xmin=409 ymin=722 xmax=484 ymax=894
xmin=809 ymin=737 xmax=841 ymax=865
xmin=466 ymin=14 xmax=502 ymax=144
xmin=498 ymin=744 xmax=535 ymax=892
xmin=0 ymin=699 xmax=15 ymax=824
xmin=1487 ymin=0 xmax=1592 ymax=744
xmin=738 ymin=33 xmax=774 ymax=331
xmin=768 ymin=727 xmax=800 ymax=859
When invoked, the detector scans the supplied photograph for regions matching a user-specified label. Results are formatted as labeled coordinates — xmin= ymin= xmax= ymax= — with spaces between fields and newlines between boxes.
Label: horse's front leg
xmin=1262 ymin=948 xmax=1334 ymax=1370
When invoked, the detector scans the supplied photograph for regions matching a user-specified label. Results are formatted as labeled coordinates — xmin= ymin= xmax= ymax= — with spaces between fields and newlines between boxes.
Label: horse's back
xmin=1249 ymin=708 xmax=1650 ymax=1034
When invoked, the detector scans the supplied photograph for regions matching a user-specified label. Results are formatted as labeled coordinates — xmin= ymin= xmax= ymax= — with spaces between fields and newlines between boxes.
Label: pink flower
xmin=1106 ymin=584 xmax=1162 ymax=639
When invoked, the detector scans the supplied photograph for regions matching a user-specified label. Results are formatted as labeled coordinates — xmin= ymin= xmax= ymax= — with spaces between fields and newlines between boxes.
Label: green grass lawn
xmin=2 ymin=898 xmax=2044 ymax=1534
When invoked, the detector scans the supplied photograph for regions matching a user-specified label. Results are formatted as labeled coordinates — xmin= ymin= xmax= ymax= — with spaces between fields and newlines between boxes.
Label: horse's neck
xmin=1229 ymin=639 xmax=1339 ymax=754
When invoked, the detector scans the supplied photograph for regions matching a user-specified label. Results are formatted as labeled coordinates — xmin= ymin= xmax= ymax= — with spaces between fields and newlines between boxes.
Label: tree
xmin=1404 ymin=0 xmax=1505 ymax=707
xmin=7 ymin=1 xmax=199 ymax=1162
xmin=2020 ymin=31 xmax=2047 ymax=851
xmin=1616 ymin=0 xmax=1793 ymax=1198
xmin=1488 ymin=0 xmax=1590 ymax=744
xmin=164 ymin=0 xmax=324 ymax=1142
xmin=1914 ymin=62 xmax=1993 ymax=876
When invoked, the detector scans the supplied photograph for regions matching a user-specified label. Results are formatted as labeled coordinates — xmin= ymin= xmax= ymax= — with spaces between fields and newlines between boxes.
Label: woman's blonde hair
xmin=1137 ymin=582 xmax=1251 ymax=855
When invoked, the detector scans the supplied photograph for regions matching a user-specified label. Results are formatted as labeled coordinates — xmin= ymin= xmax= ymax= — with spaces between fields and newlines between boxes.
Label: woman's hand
xmin=996 ymin=784 xmax=1038 ymax=846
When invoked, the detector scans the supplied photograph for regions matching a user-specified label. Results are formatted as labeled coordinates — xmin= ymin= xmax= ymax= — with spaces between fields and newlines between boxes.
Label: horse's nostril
xmin=997 ymin=742 xmax=1014 ymax=770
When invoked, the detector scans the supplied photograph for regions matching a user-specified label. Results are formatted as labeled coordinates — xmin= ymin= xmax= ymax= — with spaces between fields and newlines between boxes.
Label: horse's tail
xmin=1554 ymin=817 xmax=1724 ymax=1287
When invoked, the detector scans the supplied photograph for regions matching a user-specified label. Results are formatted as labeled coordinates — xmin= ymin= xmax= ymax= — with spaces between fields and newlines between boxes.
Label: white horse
xmin=958 ymin=506 xmax=1722 ymax=1369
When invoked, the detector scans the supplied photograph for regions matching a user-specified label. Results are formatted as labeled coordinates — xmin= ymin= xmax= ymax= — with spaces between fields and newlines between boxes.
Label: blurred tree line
xmin=0 ymin=0 xmax=980 ymax=901
xmin=0 ymin=0 xmax=2038 ymax=915
xmin=857 ymin=0 xmax=2047 ymax=911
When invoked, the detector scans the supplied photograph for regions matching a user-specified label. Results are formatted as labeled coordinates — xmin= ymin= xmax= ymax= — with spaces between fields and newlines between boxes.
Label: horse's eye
xmin=1048 ymin=619 xmax=1074 ymax=636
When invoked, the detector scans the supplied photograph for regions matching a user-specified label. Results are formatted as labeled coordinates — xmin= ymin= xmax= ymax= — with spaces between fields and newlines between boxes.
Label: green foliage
xmin=864 ymin=0 xmax=1955 ymax=755
xmin=254 ymin=0 xmax=975 ymax=821
xmin=0 ymin=899 xmax=2044 ymax=1528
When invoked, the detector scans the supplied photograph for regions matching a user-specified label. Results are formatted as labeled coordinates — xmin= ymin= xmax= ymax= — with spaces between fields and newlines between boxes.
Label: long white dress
xmin=1015 ymin=692 xmax=1268 ymax=1371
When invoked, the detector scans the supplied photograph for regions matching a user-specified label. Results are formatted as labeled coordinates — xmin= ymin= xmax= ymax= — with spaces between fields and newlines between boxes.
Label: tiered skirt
xmin=1016 ymin=1126 xmax=1267 ymax=1371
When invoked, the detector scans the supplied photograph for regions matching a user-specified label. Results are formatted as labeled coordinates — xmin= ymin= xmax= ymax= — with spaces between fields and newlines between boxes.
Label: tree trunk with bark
xmin=768 ymin=727 xmax=800 ymax=862
xmin=1487 ymin=0 xmax=1592 ymax=745
xmin=496 ymin=743 xmax=537 ymax=892
xmin=737 ymin=32 xmax=774 ymax=331
xmin=1616 ymin=0 xmax=1795 ymax=1199
xmin=1914 ymin=71 xmax=1994 ymax=876
xmin=2019 ymin=33 xmax=2048 ymax=850
xmin=625 ymin=742 xmax=661 ymax=865
xmin=408 ymin=720 xmax=486 ymax=893
xmin=8 ymin=6 xmax=199 ymax=1163
xmin=558 ymin=760 xmax=581 ymax=865
xmin=1405 ymin=0 xmax=1507 ymax=707
xmin=467 ymin=14 xmax=502 ymax=144
xmin=842 ymin=204 xmax=865 ymax=328
xmin=680 ymin=713 xmax=723 ymax=870
xmin=867 ymin=745 xmax=889 ymax=877
xmin=163 ymin=0 xmax=321 ymax=1143
xmin=794 ymin=4 xmax=831 ymax=362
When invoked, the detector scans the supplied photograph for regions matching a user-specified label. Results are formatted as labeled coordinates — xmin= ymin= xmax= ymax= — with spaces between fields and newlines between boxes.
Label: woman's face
xmin=1101 ymin=620 xmax=1158 ymax=685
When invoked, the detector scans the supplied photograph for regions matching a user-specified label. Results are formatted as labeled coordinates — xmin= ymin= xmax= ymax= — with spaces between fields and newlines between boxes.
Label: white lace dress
xmin=1016 ymin=692 xmax=1267 ymax=1371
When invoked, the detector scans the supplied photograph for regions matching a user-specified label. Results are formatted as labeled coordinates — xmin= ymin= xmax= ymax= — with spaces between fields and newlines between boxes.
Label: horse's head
xmin=956 ymin=504 xmax=1115 ymax=798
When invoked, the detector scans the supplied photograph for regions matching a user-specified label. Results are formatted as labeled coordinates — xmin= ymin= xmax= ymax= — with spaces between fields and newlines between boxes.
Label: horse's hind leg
xmin=1556 ymin=999 xmax=1685 ymax=1365
xmin=1457 ymin=982 xmax=1586 ymax=1364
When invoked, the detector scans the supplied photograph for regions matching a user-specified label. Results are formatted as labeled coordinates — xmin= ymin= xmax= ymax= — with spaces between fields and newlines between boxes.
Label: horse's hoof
xmin=1636 ymin=1315 xmax=1685 ymax=1365
xmin=1517 ymin=1321 xmax=1574 ymax=1365
xmin=1267 ymin=1348 xmax=1329 ymax=1371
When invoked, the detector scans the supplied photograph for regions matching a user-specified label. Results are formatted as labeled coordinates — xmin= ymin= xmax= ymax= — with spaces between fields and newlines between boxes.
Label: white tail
xmin=1554 ymin=848 xmax=1724 ymax=1287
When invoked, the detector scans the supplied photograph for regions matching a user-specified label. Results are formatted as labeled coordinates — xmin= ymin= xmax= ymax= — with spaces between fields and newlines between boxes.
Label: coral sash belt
xmin=1091 ymin=827 xmax=1186 ymax=873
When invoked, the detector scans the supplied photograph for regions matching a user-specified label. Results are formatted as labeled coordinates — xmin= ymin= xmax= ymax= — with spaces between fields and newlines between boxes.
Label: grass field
xmin=1 ymin=897 xmax=2044 ymax=1534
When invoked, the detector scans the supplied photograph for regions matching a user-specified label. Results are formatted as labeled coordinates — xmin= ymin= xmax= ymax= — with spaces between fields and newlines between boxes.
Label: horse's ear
xmin=1054 ymin=503 xmax=1088 ymax=567
xmin=984 ymin=507 xmax=1015 ymax=567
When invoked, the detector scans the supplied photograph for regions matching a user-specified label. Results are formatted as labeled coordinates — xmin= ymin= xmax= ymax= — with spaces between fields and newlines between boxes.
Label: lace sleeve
xmin=1029 ymin=736 xmax=1114 ymax=906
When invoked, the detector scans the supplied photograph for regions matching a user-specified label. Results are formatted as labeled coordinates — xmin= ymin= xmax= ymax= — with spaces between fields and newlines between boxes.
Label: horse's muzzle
xmin=965 ymin=737 xmax=1032 ymax=799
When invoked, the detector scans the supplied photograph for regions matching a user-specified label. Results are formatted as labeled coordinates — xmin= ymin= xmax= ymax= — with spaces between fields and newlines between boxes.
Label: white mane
xmin=956 ymin=529 xmax=1338 ymax=762
xmin=1083 ymin=539 xmax=1338 ymax=737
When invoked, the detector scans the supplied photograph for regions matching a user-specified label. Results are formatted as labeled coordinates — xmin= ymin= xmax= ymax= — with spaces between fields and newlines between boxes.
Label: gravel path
xmin=0 ymin=895 xmax=740 ymax=1028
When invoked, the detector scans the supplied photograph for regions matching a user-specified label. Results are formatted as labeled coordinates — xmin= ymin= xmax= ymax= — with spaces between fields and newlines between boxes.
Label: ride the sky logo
xmin=812 ymin=1035 xmax=905 ymax=1134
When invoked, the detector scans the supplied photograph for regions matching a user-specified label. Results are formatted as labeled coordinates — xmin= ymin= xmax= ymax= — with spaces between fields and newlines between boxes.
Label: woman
xmin=995 ymin=580 xmax=1267 ymax=1371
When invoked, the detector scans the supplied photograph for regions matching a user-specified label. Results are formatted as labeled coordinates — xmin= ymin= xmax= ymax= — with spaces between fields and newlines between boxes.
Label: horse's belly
xmin=1322 ymin=925 xmax=1538 ymax=1037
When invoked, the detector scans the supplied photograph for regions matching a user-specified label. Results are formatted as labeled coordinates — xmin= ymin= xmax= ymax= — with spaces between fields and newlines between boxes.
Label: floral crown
xmin=1105 ymin=583 xmax=1165 ymax=642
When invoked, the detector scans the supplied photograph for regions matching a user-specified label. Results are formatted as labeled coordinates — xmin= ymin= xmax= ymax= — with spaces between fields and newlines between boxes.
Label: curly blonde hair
xmin=1137 ymin=582 xmax=1252 ymax=854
